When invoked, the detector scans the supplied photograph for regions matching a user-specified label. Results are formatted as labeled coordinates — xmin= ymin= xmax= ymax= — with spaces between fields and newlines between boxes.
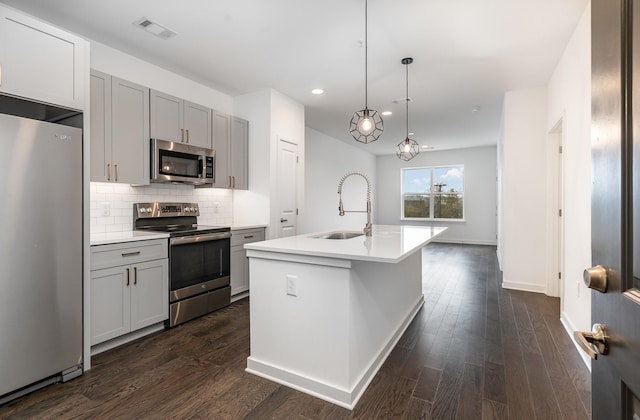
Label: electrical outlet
xmin=286 ymin=275 xmax=297 ymax=297
xmin=100 ymin=202 xmax=110 ymax=217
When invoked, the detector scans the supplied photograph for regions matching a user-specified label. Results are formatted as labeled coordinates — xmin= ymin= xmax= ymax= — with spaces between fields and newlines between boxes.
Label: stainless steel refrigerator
xmin=0 ymin=104 xmax=83 ymax=403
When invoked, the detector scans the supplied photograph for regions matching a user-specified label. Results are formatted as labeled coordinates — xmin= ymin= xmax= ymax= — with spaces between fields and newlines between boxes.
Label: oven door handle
xmin=170 ymin=231 xmax=232 ymax=246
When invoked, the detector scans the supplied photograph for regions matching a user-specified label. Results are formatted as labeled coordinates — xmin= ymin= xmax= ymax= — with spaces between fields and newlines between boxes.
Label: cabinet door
xmin=212 ymin=111 xmax=231 ymax=188
xmin=90 ymin=266 xmax=130 ymax=345
xmin=0 ymin=6 xmax=87 ymax=110
xmin=150 ymin=90 xmax=183 ymax=142
xmin=90 ymin=70 xmax=112 ymax=182
xmin=231 ymin=117 xmax=249 ymax=190
xmin=230 ymin=246 xmax=249 ymax=295
xmin=184 ymin=101 xmax=212 ymax=148
xmin=130 ymin=259 xmax=168 ymax=332
xmin=111 ymin=77 xmax=150 ymax=184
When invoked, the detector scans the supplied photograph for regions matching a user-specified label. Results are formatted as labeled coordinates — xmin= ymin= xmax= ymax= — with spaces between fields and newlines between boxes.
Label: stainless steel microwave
xmin=150 ymin=139 xmax=215 ymax=185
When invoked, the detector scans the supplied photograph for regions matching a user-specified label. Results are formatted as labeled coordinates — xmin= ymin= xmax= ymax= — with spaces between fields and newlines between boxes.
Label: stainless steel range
xmin=133 ymin=202 xmax=231 ymax=327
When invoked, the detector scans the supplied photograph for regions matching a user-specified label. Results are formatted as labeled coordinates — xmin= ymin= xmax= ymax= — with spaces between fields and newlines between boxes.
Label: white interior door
xmin=277 ymin=138 xmax=298 ymax=238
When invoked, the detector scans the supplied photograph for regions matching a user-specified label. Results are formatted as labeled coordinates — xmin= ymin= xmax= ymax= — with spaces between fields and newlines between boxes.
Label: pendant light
xmin=396 ymin=57 xmax=419 ymax=161
xmin=350 ymin=0 xmax=383 ymax=143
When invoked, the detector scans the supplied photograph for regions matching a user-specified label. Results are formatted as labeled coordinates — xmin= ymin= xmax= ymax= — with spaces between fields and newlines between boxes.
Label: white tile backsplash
xmin=90 ymin=182 xmax=233 ymax=233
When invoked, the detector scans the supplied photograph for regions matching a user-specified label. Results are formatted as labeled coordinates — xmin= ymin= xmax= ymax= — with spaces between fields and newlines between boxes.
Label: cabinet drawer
xmin=231 ymin=228 xmax=265 ymax=247
xmin=91 ymin=239 xmax=168 ymax=270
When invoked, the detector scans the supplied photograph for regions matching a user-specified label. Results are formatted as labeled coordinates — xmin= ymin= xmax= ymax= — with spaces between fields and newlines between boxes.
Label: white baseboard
xmin=501 ymin=279 xmax=547 ymax=294
xmin=432 ymin=238 xmax=497 ymax=246
xmin=560 ymin=312 xmax=592 ymax=370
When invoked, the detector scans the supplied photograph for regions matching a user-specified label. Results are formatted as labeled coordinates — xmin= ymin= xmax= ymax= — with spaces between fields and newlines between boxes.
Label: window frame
xmin=400 ymin=164 xmax=465 ymax=222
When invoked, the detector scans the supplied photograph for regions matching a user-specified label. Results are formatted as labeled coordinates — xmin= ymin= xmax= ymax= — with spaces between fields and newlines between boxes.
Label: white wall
xmin=500 ymin=87 xmax=548 ymax=293
xmin=233 ymin=89 xmax=305 ymax=239
xmin=547 ymin=3 xmax=592 ymax=341
xmin=299 ymin=128 xmax=377 ymax=234
xmin=376 ymin=146 xmax=497 ymax=245
xmin=233 ymin=89 xmax=272 ymax=227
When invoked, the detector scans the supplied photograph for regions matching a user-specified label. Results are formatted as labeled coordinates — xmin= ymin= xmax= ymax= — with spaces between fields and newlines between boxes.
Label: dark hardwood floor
xmin=0 ymin=244 xmax=591 ymax=419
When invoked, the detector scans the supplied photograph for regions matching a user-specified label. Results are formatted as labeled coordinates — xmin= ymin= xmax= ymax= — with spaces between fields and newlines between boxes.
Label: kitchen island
xmin=244 ymin=224 xmax=446 ymax=409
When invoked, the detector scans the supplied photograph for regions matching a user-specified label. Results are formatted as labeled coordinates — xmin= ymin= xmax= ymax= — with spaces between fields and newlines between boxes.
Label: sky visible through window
xmin=403 ymin=166 xmax=464 ymax=193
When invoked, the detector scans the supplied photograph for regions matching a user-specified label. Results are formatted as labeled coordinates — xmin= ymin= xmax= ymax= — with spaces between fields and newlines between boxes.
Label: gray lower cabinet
xmin=212 ymin=111 xmax=249 ymax=190
xmin=90 ymin=239 xmax=168 ymax=346
xmin=230 ymin=228 xmax=265 ymax=295
xmin=90 ymin=70 xmax=150 ymax=184
xmin=150 ymin=89 xmax=212 ymax=148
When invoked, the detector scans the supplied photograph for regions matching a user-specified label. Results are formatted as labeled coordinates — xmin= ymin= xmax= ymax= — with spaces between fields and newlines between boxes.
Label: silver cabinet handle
xmin=583 ymin=265 xmax=607 ymax=293
xmin=114 ymin=164 xmax=119 ymax=182
xmin=126 ymin=268 xmax=130 ymax=286
xmin=574 ymin=323 xmax=609 ymax=359
xmin=134 ymin=267 xmax=138 ymax=285
xmin=186 ymin=129 xmax=189 ymax=143
xmin=280 ymin=218 xmax=288 ymax=223
xmin=121 ymin=251 xmax=141 ymax=257
xmin=228 ymin=175 xmax=232 ymax=188
xmin=107 ymin=163 xmax=111 ymax=181
xmin=181 ymin=128 xmax=185 ymax=142
xmin=232 ymin=176 xmax=235 ymax=188
xmin=244 ymin=235 xmax=254 ymax=239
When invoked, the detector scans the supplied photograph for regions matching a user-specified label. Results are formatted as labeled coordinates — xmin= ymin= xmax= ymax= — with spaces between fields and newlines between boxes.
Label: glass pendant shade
xmin=396 ymin=137 xmax=419 ymax=161
xmin=350 ymin=108 xmax=383 ymax=143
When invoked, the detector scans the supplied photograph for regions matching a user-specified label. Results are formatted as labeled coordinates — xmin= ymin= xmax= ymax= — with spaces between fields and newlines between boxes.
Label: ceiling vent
xmin=133 ymin=17 xmax=177 ymax=40
xmin=392 ymin=97 xmax=413 ymax=104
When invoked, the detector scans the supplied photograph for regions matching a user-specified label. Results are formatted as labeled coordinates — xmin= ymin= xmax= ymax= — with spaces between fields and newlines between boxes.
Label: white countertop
xmin=90 ymin=231 xmax=169 ymax=246
xmin=244 ymin=225 xmax=447 ymax=263
xmin=231 ymin=223 xmax=268 ymax=231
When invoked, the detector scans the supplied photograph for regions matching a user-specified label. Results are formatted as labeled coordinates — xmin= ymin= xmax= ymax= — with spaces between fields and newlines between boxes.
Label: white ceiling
xmin=1 ymin=0 xmax=588 ymax=155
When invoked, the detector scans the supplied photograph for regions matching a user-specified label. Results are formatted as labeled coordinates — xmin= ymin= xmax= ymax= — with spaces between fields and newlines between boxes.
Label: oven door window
xmin=170 ymin=238 xmax=230 ymax=291
xmin=159 ymin=149 xmax=202 ymax=179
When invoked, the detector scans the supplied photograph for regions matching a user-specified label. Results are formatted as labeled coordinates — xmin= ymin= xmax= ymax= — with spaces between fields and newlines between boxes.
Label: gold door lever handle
xmin=574 ymin=323 xmax=609 ymax=359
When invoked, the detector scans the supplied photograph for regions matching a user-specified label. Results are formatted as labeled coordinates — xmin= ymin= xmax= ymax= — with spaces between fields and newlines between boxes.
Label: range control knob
xmin=146 ymin=207 xmax=152 ymax=213
xmin=193 ymin=207 xmax=198 ymax=213
xmin=139 ymin=208 xmax=146 ymax=213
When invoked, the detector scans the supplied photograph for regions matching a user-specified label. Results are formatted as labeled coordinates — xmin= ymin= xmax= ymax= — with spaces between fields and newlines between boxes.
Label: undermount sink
xmin=312 ymin=231 xmax=364 ymax=240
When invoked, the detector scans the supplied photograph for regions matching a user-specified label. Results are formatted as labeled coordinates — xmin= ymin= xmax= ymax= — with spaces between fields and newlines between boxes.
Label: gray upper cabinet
xmin=231 ymin=117 xmax=249 ymax=190
xmin=90 ymin=70 xmax=150 ymax=184
xmin=150 ymin=90 xmax=212 ymax=149
xmin=212 ymin=111 xmax=230 ymax=188
xmin=212 ymin=111 xmax=249 ymax=190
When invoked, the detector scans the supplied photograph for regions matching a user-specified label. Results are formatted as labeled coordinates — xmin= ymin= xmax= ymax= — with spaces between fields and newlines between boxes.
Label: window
xmin=401 ymin=165 xmax=464 ymax=220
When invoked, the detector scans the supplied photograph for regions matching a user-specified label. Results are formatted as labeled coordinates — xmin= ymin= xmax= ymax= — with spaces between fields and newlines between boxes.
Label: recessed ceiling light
xmin=471 ymin=106 xmax=480 ymax=113
xmin=381 ymin=111 xmax=392 ymax=116
xmin=311 ymin=88 xmax=324 ymax=95
xmin=133 ymin=17 xmax=177 ymax=40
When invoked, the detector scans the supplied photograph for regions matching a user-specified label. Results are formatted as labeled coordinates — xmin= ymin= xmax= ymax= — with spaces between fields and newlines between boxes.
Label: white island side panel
xmin=246 ymin=250 xmax=424 ymax=409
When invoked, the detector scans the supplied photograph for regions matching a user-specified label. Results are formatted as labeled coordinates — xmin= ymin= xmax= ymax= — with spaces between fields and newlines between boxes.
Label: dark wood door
xmin=589 ymin=1 xmax=640 ymax=418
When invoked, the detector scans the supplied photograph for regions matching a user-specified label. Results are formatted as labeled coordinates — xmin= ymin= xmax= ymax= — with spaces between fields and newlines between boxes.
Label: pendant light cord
xmin=364 ymin=0 xmax=368 ymax=109
xmin=405 ymin=61 xmax=409 ymax=139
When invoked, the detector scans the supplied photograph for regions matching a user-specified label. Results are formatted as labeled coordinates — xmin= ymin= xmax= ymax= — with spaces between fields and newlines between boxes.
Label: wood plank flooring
xmin=0 ymin=243 xmax=591 ymax=419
